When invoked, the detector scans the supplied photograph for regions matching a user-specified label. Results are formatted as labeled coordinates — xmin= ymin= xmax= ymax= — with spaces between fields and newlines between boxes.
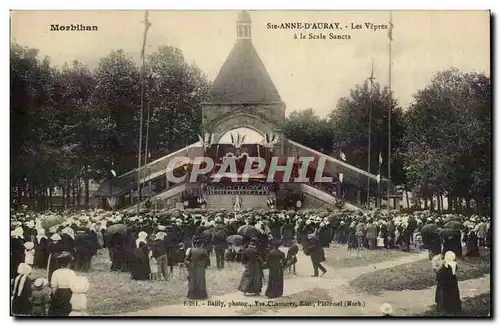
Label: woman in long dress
xmin=185 ymin=238 xmax=208 ymax=299
xmin=131 ymin=231 xmax=151 ymax=280
xmin=265 ymin=240 xmax=286 ymax=299
xmin=237 ymin=242 xmax=263 ymax=296
xmin=47 ymin=233 xmax=65 ymax=283
xmin=49 ymin=252 xmax=77 ymax=316
xmin=11 ymin=263 xmax=32 ymax=315
xmin=464 ymin=226 xmax=480 ymax=257
xmin=435 ymin=251 xmax=462 ymax=315
xmin=34 ymin=228 xmax=49 ymax=269
xmin=10 ymin=228 xmax=25 ymax=280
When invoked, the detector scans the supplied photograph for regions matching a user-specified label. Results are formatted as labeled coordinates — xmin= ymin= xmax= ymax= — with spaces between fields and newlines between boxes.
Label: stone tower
xmin=202 ymin=10 xmax=286 ymax=149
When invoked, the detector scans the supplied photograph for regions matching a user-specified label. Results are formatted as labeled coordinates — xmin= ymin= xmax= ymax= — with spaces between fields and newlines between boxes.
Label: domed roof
xmin=237 ymin=10 xmax=251 ymax=23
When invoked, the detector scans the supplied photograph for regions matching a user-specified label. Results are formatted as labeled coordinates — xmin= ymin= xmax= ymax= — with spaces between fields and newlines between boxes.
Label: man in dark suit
xmin=212 ymin=227 xmax=227 ymax=270
xmin=305 ymin=234 xmax=327 ymax=277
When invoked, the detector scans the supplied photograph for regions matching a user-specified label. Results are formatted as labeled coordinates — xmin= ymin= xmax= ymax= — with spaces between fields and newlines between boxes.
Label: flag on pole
xmin=340 ymin=151 xmax=347 ymax=162
xmin=379 ymin=152 xmax=383 ymax=165
xmin=339 ymin=173 xmax=344 ymax=183
xmin=140 ymin=11 xmax=152 ymax=60
xmin=388 ymin=14 xmax=393 ymax=41
xmin=376 ymin=174 xmax=381 ymax=184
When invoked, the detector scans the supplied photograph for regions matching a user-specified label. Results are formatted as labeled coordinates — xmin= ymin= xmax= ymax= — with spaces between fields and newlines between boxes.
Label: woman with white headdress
xmin=11 ymin=263 xmax=32 ymax=315
xmin=131 ymin=231 xmax=151 ymax=280
xmin=47 ymin=233 xmax=66 ymax=284
xmin=10 ymin=228 xmax=25 ymax=280
xmin=34 ymin=228 xmax=49 ymax=269
xmin=435 ymin=251 xmax=462 ymax=315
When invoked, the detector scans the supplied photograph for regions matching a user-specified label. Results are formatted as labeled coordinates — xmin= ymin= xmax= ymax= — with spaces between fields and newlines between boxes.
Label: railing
xmin=204 ymin=188 xmax=271 ymax=196
xmin=302 ymin=183 xmax=365 ymax=211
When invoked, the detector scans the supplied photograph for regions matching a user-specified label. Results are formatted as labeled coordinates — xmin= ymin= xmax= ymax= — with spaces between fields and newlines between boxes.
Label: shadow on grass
xmin=415 ymin=292 xmax=491 ymax=317
xmin=239 ymin=288 xmax=332 ymax=316
xmin=349 ymin=249 xmax=490 ymax=295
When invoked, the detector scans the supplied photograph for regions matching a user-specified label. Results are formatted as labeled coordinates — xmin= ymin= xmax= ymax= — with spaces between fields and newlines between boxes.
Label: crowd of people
xmin=10 ymin=205 xmax=490 ymax=316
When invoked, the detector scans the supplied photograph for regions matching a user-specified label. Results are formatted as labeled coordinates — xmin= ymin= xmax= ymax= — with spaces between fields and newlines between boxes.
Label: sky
xmin=11 ymin=10 xmax=490 ymax=120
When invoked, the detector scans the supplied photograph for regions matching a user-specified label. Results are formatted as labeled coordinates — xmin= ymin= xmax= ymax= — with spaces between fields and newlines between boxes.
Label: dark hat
xmin=56 ymin=251 xmax=74 ymax=264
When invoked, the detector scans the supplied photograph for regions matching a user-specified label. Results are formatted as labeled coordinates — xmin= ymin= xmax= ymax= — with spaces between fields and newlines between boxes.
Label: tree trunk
xmin=85 ymin=178 xmax=90 ymax=209
xmin=66 ymin=183 xmax=71 ymax=209
xmin=430 ymin=196 xmax=435 ymax=212
xmin=49 ymin=187 xmax=53 ymax=210
xmin=71 ymin=180 xmax=76 ymax=207
xmin=424 ymin=197 xmax=428 ymax=210
xmin=405 ymin=190 xmax=410 ymax=208
xmin=437 ymin=195 xmax=441 ymax=212
xmin=76 ymin=178 xmax=81 ymax=208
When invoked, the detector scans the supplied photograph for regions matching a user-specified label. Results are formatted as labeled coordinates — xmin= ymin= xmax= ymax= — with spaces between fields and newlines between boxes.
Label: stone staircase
xmin=299 ymin=183 xmax=365 ymax=211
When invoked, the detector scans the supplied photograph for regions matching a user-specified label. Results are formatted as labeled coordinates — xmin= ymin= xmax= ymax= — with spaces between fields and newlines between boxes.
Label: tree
xmin=146 ymin=45 xmax=210 ymax=157
xmin=10 ymin=43 xmax=211 ymax=210
xmin=328 ymin=81 xmax=406 ymax=186
xmin=281 ymin=108 xmax=334 ymax=153
xmin=403 ymin=68 xmax=491 ymax=213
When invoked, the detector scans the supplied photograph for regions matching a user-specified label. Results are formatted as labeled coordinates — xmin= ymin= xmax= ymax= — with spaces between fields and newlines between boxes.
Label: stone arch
xmin=209 ymin=112 xmax=278 ymax=143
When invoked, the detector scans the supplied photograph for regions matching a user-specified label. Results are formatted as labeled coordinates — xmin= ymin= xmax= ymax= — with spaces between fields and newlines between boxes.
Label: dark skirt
xmin=265 ymin=266 xmax=284 ymax=298
xmin=12 ymin=295 xmax=32 ymax=316
xmin=435 ymin=267 xmax=462 ymax=315
xmin=49 ymin=288 xmax=72 ymax=316
xmin=167 ymin=247 xmax=178 ymax=267
xmin=187 ymin=263 xmax=208 ymax=299
xmin=238 ymin=261 xmax=263 ymax=294
xmin=131 ymin=256 xmax=151 ymax=280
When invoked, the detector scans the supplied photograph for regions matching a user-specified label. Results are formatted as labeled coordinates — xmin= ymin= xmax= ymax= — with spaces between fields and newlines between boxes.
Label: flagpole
xmin=378 ymin=154 xmax=382 ymax=208
xmin=367 ymin=58 xmax=375 ymax=208
xmin=387 ymin=11 xmax=393 ymax=208
xmin=137 ymin=10 xmax=151 ymax=215
xmin=144 ymin=68 xmax=152 ymax=199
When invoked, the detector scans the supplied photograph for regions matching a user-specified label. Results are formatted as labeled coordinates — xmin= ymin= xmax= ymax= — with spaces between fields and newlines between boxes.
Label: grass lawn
xmin=30 ymin=249 xmax=250 ymax=316
xmin=416 ymin=292 xmax=491 ymax=317
xmin=239 ymin=288 xmax=332 ymax=316
xmin=349 ymin=249 xmax=491 ymax=295
xmin=324 ymin=244 xmax=419 ymax=269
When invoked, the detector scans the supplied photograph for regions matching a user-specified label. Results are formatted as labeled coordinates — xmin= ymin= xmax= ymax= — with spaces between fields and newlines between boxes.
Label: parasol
xmin=237 ymin=224 xmax=258 ymax=238
xmin=444 ymin=220 xmax=463 ymax=231
xmin=41 ymin=215 xmax=66 ymax=230
xmin=106 ymin=223 xmax=127 ymax=235
xmin=420 ymin=223 xmax=439 ymax=236
xmin=438 ymin=228 xmax=460 ymax=239
xmin=227 ymin=234 xmax=244 ymax=246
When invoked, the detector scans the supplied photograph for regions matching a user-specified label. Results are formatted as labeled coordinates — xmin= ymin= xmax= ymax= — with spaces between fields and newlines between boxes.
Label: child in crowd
xmin=30 ymin=278 xmax=51 ymax=316
xmin=177 ymin=243 xmax=187 ymax=279
xmin=149 ymin=257 xmax=160 ymax=281
xmin=286 ymin=240 xmax=299 ymax=275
